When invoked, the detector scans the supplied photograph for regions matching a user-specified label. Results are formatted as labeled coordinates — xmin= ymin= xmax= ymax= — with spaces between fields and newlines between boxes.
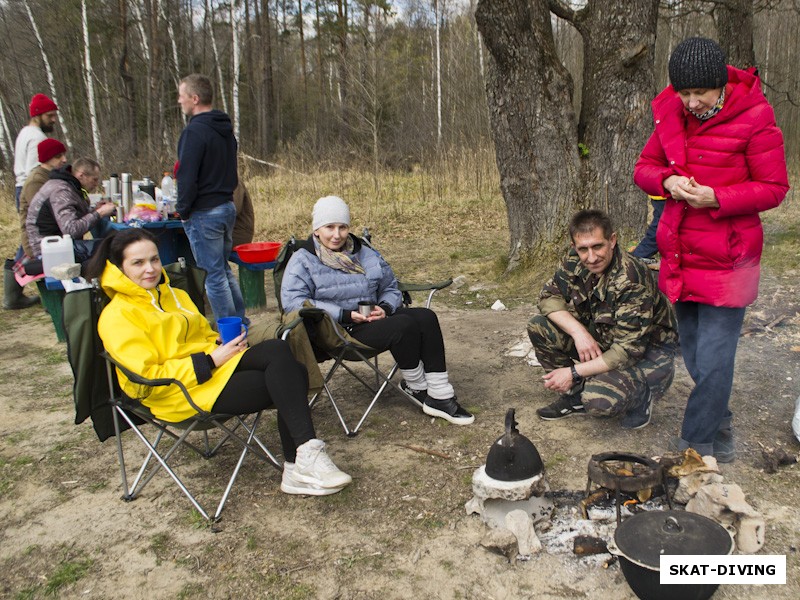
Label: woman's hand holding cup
xmin=210 ymin=331 xmax=248 ymax=367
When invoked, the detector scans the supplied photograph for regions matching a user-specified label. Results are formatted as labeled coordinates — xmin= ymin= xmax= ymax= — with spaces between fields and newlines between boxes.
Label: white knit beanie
xmin=312 ymin=195 xmax=350 ymax=231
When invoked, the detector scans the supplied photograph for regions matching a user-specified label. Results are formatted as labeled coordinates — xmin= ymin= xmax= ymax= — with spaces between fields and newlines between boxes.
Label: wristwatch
xmin=570 ymin=364 xmax=583 ymax=383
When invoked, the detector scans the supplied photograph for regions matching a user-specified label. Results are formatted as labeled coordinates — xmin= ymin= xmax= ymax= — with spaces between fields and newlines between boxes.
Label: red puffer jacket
xmin=634 ymin=66 xmax=789 ymax=307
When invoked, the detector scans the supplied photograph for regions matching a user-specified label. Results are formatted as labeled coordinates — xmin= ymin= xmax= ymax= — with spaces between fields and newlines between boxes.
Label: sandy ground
xmin=1 ymin=272 xmax=799 ymax=599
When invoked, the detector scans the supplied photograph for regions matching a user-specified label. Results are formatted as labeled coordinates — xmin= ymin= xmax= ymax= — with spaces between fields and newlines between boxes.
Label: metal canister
xmin=108 ymin=173 xmax=119 ymax=197
xmin=121 ymin=173 xmax=133 ymax=214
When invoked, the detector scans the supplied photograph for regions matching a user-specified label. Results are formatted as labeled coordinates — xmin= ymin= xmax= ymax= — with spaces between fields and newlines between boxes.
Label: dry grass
xmin=2 ymin=159 xmax=796 ymax=309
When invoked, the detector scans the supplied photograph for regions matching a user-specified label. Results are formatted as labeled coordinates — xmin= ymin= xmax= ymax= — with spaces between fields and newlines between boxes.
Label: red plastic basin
xmin=234 ymin=242 xmax=281 ymax=263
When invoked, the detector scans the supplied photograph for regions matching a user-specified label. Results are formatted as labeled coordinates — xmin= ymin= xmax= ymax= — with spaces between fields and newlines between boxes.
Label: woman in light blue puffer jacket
xmin=281 ymin=196 xmax=473 ymax=425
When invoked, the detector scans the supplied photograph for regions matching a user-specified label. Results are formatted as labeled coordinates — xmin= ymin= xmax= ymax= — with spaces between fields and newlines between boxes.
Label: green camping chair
xmin=64 ymin=260 xmax=281 ymax=523
xmin=273 ymin=230 xmax=452 ymax=437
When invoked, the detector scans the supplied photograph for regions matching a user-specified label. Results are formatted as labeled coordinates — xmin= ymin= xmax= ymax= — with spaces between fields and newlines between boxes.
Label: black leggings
xmin=347 ymin=307 xmax=446 ymax=372
xmin=212 ymin=339 xmax=315 ymax=462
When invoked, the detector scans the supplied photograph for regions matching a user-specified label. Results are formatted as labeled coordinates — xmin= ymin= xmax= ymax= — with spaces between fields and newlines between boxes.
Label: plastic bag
xmin=125 ymin=203 xmax=162 ymax=223
xmin=793 ymin=395 xmax=800 ymax=443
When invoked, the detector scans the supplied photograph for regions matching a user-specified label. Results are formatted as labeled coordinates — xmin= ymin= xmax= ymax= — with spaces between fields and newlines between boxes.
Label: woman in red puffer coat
xmin=634 ymin=37 xmax=789 ymax=463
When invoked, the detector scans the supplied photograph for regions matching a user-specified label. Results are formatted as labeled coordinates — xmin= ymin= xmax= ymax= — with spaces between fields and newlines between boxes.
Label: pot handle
xmin=663 ymin=515 xmax=683 ymax=534
xmin=505 ymin=408 xmax=518 ymax=435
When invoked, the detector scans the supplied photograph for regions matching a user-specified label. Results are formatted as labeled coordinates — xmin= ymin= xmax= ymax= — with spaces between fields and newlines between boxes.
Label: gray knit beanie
xmin=668 ymin=37 xmax=728 ymax=91
xmin=312 ymin=195 xmax=350 ymax=230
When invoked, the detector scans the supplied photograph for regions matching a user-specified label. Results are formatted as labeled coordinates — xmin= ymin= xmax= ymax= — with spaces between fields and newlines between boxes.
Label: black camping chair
xmin=273 ymin=229 xmax=452 ymax=436
xmin=64 ymin=261 xmax=281 ymax=522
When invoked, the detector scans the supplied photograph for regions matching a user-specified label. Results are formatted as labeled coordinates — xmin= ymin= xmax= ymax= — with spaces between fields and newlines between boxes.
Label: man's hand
xmin=95 ymin=201 xmax=117 ymax=218
xmin=542 ymin=367 xmax=575 ymax=394
xmin=572 ymin=329 xmax=602 ymax=362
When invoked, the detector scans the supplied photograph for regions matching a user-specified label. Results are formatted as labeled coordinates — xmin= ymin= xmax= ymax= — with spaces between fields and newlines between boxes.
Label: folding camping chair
xmin=64 ymin=261 xmax=281 ymax=523
xmin=273 ymin=229 xmax=452 ymax=437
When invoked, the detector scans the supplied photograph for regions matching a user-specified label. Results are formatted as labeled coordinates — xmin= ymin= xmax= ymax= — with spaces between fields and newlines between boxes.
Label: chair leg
xmin=115 ymin=408 xmax=211 ymax=520
xmin=352 ymin=361 xmax=400 ymax=435
xmin=214 ymin=412 xmax=262 ymax=520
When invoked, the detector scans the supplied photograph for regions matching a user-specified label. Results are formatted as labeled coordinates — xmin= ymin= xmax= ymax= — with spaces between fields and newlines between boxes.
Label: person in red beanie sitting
xmin=3 ymin=136 xmax=65 ymax=310
xmin=13 ymin=94 xmax=59 ymax=213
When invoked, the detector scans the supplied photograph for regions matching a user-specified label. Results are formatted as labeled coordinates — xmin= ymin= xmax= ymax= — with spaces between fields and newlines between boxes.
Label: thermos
xmin=108 ymin=173 xmax=119 ymax=197
xmin=121 ymin=173 xmax=133 ymax=214
xmin=139 ymin=176 xmax=156 ymax=202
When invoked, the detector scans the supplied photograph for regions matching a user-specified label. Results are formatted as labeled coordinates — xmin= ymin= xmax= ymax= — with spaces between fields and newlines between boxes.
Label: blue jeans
xmin=632 ymin=199 xmax=664 ymax=259
xmin=182 ymin=202 xmax=245 ymax=323
xmin=675 ymin=301 xmax=746 ymax=445
xmin=15 ymin=185 xmax=22 ymax=213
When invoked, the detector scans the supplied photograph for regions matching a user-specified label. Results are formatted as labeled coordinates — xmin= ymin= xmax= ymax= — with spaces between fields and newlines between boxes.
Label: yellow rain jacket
xmin=98 ymin=261 xmax=244 ymax=422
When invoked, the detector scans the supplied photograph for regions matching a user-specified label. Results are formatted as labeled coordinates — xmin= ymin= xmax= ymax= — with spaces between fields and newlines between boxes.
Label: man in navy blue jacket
xmin=176 ymin=74 xmax=246 ymax=324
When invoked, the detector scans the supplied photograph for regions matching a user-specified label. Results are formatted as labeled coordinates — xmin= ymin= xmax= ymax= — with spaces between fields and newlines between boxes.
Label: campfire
xmin=584 ymin=452 xmax=673 ymax=523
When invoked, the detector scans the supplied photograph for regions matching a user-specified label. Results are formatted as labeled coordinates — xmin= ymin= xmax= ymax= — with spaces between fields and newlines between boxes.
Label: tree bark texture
xmin=476 ymin=0 xmax=580 ymax=269
xmin=713 ymin=0 xmax=756 ymax=68
xmin=569 ymin=0 xmax=659 ymax=232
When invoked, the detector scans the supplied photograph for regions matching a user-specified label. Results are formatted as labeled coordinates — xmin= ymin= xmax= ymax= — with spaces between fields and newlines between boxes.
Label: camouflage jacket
xmin=538 ymin=246 xmax=678 ymax=371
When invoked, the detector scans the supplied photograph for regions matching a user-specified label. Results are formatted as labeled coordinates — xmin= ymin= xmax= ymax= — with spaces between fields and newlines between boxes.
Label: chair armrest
xmin=102 ymin=351 xmax=209 ymax=417
xmin=398 ymin=278 xmax=453 ymax=308
xmin=398 ymin=279 xmax=453 ymax=293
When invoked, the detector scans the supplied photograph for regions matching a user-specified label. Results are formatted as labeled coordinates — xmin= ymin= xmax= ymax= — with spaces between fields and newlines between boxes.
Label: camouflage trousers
xmin=527 ymin=314 xmax=676 ymax=417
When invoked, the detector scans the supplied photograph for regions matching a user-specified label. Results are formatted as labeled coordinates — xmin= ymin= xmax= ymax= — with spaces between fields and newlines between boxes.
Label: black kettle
xmin=485 ymin=408 xmax=544 ymax=481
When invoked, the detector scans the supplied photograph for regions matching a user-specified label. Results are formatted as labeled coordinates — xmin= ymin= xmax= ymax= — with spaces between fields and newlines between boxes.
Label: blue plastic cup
xmin=217 ymin=317 xmax=248 ymax=344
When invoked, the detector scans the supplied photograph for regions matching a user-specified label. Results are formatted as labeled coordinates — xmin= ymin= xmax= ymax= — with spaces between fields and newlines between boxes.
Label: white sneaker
xmin=292 ymin=439 xmax=352 ymax=490
xmin=280 ymin=462 xmax=346 ymax=496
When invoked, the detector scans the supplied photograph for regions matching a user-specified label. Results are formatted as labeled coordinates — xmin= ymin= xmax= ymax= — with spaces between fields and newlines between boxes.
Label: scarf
xmin=315 ymin=236 xmax=365 ymax=275
xmin=689 ymin=87 xmax=725 ymax=121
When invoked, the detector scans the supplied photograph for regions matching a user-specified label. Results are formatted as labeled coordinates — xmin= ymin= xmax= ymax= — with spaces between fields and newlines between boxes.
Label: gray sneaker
xmin=291 ymin=439 xmax=352 ymax=491
xmin=280 ymin=462 xmax=346 ymax=496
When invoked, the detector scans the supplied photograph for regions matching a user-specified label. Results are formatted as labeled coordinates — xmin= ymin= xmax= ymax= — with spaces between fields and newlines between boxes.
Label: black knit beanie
xmin=668 ymin=37 xmax=728 ymax=91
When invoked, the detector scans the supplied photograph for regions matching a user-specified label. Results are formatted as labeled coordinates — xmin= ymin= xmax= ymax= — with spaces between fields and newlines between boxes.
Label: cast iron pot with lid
xmin=613 ymin=509 xmax=734 ymax=600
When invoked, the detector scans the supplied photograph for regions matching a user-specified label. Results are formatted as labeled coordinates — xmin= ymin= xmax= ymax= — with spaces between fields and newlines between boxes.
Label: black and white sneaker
xmin=423 ymin=395 xmax=475 ymax=425
xmin=537 ymin=394 xmax=585 ymax=420
xmin=621 ymin=387 xmax=653 ymax=430
xmin=399 ymin=380 xmax=427 ymax=409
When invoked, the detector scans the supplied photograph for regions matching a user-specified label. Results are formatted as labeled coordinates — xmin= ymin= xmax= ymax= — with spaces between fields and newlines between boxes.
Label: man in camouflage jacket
xmin=527 ymin=210 xmax=678 ymax=430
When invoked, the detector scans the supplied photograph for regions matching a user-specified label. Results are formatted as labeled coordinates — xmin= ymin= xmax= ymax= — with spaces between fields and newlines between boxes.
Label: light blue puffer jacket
xmin=281 ymin=235 xmax=402 ymax=322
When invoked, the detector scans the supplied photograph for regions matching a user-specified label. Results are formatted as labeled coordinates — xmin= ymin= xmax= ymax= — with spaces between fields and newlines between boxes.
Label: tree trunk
xmin=567 ymin=0 xmax=659 ymax=233
xmin=336 ymin=0 xmax=349 ymax=144
xmin=713 ymin=0 xmax=755 ymax=68
xmin=82 ymin=0 xmax=103 ymax=162
xmin=22 ymin=0 xmax=72 ymax=149
xmin=206 ymin=0 xmax=229 ymax=114
xmin=118 ymin=0 xmax=138 ymax=158
xmin=475 ymin=0 xmax=579 ymax=269
xmin=0 ymin=96 xmax=13 ymax=164
xmin=261 ymin=0 xmax=276 ymax=154
xmin=298 ymin=0 xmax=309 ymax=122
xmin=231 ymin=0 xmax=241 ymax=141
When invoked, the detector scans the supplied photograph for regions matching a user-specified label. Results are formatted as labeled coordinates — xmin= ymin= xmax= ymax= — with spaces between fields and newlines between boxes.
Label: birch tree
xmin=21 ymin=0 xmax=71 ymax=149
xmin=82 ymin=0 xmax=103 ymax=162
xmin=206 ymin=0 xmax=229 ymax=114
xmin=0 ymin=97 xmax=12 ymax=164
xmin=231 ymin=0 xmax=242 ymax=139
xmin=434 ymin=0 xmax=442 ymax=147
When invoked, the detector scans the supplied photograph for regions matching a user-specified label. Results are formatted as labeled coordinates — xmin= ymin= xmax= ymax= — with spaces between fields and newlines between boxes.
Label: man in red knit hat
xmin=13 ymin=93 xmax=59 ymax=213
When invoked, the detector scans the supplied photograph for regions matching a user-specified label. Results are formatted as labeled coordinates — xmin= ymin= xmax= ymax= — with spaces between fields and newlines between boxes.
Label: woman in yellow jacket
xmin=85 ymin=228 xmax=350 ymax=496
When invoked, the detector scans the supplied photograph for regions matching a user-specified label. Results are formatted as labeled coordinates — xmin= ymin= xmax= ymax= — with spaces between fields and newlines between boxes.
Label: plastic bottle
xmin=160 ymin=172 xmax=175 ymax=218
xmin=160 ymin=172 xmax=175 ymax=201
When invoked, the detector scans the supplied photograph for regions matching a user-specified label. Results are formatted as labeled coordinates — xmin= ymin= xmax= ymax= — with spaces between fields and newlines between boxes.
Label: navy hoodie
xmin=176 ymin=109 xmax=238 ymax=219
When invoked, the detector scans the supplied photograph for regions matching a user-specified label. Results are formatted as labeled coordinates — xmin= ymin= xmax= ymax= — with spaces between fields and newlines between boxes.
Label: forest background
xmin=0 ymin=0 xmax=799 ymax=272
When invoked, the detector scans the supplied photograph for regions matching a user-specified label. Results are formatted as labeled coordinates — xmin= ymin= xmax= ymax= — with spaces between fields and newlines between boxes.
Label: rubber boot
xmin=713 ymin=417 xmax=736 ymax=463
xmin=3 ymin=259 xmax=40 ymax=310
